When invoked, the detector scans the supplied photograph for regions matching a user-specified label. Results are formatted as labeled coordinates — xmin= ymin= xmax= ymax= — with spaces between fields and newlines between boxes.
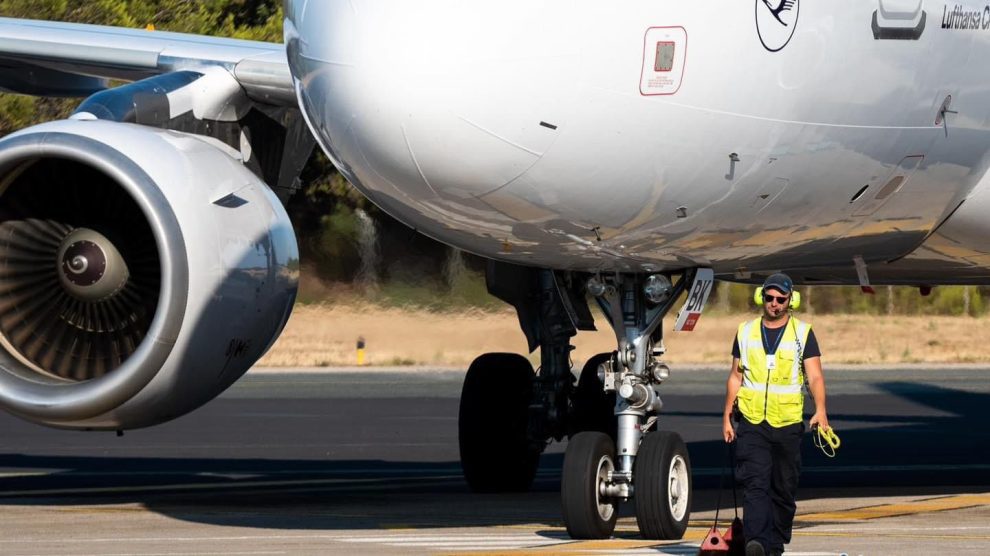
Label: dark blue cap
xmin=763 ymin=272 xmax=793 ymax=295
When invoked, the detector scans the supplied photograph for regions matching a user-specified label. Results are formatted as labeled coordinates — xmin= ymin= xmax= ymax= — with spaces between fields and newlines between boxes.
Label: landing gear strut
xmin=459 ymin=262 xmax=710 ymax=540
xmin=562 ymin=272 xmax=697 ymax=539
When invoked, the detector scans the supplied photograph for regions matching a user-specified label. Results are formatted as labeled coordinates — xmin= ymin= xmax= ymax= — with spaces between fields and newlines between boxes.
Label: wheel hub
xmin=667 ymin=455 xmax=689 ymax=521
xmin=596 ymin=455 xmax=616 ymax=521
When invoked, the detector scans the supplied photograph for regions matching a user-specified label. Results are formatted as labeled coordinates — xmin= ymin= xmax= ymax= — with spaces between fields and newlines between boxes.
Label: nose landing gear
xmin=561 ymin=270 xmax=710 ymax=539
xmin=460 ymin=263 xmax=713 ymax=540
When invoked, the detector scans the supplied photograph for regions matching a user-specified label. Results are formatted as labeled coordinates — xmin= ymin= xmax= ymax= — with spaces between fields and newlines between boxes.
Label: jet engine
xmin=0 ymin=119 xmax=298 ymax=430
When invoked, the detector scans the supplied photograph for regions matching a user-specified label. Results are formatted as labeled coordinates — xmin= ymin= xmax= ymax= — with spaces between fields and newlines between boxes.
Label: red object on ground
xmin=697 ymin=526 xmax=730 ymax=555
xmin=722 ymin=517 xmax=745 ymax=555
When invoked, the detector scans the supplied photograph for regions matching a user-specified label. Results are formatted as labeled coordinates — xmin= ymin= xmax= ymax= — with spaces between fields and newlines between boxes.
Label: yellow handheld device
xmin=813 ymin=426 xmax=841 ymax=458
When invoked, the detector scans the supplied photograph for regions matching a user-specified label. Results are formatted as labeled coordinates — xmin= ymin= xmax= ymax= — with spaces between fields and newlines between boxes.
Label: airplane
xmin=0 ymin=0 xmax=988 ymax=541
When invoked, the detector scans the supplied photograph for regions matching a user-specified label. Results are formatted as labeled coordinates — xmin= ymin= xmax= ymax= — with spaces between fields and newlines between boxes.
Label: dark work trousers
xmin=735 ymin=418 xmax=803 ymax=553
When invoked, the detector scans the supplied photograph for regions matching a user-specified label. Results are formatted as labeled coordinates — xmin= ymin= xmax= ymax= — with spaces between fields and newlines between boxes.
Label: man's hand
xmin=723 ymin=417 xmax=736 ymax=443
xmin=810 ymin=410 xmax=830 ymax=432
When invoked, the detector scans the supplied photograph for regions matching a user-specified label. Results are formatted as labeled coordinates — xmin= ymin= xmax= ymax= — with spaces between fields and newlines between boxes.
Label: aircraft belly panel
xmin=485 ymin=98 xmax=960 ymax=271
xmin=889 ymin=162 xmax=990 ymax=280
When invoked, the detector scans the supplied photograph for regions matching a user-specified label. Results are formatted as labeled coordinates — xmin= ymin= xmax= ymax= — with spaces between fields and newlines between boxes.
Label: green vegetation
xmin=709 ymin=283 xmax=987 ymax=317
xmin=296 ymin=274 xmax=990 ymax=317
xmin=0 ymin=1 xmax=283 ymax=134
xmin=0 ymin=1 xmax=281 ymax=39
xmin=370 ymin=273 xmax=503 ymax=312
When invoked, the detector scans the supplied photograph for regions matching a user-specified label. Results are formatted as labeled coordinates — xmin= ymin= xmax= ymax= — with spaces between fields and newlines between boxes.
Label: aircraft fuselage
xmin=286 ymin=0 xmax=990 ymax=282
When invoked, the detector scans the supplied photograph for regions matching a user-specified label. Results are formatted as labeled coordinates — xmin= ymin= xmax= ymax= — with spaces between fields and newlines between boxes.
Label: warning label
xmin=640 ymin=26 xmax=687 ymax=96
xmin=679 ymin=312 xmax=702 ymax=332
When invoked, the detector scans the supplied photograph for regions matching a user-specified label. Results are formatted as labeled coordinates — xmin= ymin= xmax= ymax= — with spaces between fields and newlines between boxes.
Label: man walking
xmin=722 ymin=273 xmax=829 ymax=556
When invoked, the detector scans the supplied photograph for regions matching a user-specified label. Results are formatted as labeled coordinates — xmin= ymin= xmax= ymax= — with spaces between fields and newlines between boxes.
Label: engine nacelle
xmin=0 ymin=119 xmax=298 ymax=429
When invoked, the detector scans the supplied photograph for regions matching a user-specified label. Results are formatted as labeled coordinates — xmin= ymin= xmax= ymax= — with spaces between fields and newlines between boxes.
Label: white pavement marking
xmin=339 ymin=535 xmax=566 ymax=542
xmin=581 ymin=550 xmax=698 ymax=556
xmin=16 ymin=553 xmax=286 ymax=556
xmin=338 ymin=533 xmax=570 ymax=551
xmin=0 ymin=535 xmax=341 ymax=544
xmin=11 ymin=553 xmax=286 ymax=556
xmin=811 ymin=525 xmax=990 ymax=532
xmin=594 ymin=552 xmax=845 ymax=556
xmin=394 ymin=542 xmax=561 ymax=549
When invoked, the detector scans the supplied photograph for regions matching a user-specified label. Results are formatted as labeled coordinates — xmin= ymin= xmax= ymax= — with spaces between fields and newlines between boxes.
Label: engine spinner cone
xmin=56 ymin=228 xmax=129 ymax=303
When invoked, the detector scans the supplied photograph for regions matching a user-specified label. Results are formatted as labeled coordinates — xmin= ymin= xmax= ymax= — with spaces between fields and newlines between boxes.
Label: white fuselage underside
xmin=286 ymin=0 xmax=990 ymax=283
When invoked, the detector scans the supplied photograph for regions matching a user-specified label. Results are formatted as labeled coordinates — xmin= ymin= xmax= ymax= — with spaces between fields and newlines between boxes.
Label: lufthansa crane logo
xmin=756 ymin=0 xmax=800 ymax=52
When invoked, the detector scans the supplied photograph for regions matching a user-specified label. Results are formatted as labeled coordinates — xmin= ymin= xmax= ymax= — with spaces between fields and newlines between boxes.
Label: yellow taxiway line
xmin=798 ymin=493 xmax=990 ymax=522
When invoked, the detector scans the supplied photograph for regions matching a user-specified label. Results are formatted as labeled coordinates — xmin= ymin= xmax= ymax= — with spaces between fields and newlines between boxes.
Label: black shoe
xmin=745 ymin=540 xmax=766 ymax=556
xmin=769 ymin=550 xmax=783 ymax=556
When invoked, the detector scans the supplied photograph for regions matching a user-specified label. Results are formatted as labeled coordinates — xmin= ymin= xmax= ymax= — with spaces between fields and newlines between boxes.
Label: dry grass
xmin=258 ymin=305 xmax=990 ymax=367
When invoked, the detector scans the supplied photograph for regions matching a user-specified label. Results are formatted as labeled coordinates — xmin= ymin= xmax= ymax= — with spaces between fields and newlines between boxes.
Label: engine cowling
xmin=0 ymin=119 xmax=298 ymax=429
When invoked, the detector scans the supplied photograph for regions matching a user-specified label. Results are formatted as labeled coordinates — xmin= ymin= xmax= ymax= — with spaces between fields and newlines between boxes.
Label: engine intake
xmin=0 ymin=119 xmax=298 ymax=429
xmin=0 ymin=160 xmax=160 ymax=381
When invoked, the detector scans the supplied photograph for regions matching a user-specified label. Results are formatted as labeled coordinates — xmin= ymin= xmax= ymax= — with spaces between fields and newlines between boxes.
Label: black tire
xmin=634 ymin=430 xmax=692 ymax=539
xmin=570 ymin=352 xmax=617 ymax=439
xmin=458 ymin=352 xmax=539 ymax=492
xmin=561 ymin=431 xmax=619 ymax=539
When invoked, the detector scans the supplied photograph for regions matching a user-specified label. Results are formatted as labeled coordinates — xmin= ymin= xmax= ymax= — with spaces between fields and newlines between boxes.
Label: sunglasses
xmin=763 ymin=293 xmax=790 ymax=304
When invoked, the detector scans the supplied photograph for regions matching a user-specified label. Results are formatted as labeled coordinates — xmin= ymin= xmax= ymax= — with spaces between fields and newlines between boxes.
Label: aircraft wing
xmin=0 ymin=17 xmax=294 ymax=105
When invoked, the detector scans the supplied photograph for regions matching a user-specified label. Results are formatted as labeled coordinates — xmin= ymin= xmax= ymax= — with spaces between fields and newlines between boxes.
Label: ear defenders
xmin=753 ymin=287 xmax=802 ymax=310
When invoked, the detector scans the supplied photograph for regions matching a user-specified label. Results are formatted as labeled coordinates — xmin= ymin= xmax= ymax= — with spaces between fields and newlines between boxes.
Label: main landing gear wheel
xmin=458 ymin=352 xmax=539 ymax=492
xmin=634 ymin=430 xmax=692 ymax=539
xmin=570 ymin=352 xmax=617 ymax=439
xmin=561 ymin=431 xmax=619 ymax=539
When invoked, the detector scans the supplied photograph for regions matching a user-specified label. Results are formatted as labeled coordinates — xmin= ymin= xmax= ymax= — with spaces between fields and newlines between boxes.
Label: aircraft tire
xmin=458 ymin=352 xmax=539 ymax=492
xmin=561 ymin=431 xmax=619 ymax=539
xmin=570 ymin=352 xmax=617 ymax=439
xmin=634 ymin=430 xmax=692 ymax=539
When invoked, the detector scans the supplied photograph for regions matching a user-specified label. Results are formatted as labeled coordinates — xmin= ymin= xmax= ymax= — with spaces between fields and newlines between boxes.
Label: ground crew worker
xmin=722 ymin=273 xmax=829 ymax=556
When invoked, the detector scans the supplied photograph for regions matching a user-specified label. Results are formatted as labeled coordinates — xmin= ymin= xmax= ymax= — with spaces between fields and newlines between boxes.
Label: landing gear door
xmin=672 ymin=268 xmax=714 ymax=332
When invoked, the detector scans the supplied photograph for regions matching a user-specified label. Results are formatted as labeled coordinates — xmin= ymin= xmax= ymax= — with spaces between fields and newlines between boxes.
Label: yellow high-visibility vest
xmin=735 ymin=316 xmax=811 ymax=427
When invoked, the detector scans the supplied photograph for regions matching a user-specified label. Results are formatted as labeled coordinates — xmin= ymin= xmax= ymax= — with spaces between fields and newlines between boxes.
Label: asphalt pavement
xmin=1 ymin=366 xmax=989 ymax=555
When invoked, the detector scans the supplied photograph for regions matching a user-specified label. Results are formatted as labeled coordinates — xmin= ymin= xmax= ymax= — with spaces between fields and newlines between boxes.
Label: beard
xmin=763 ymin=305 xmax=788 ymax=322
